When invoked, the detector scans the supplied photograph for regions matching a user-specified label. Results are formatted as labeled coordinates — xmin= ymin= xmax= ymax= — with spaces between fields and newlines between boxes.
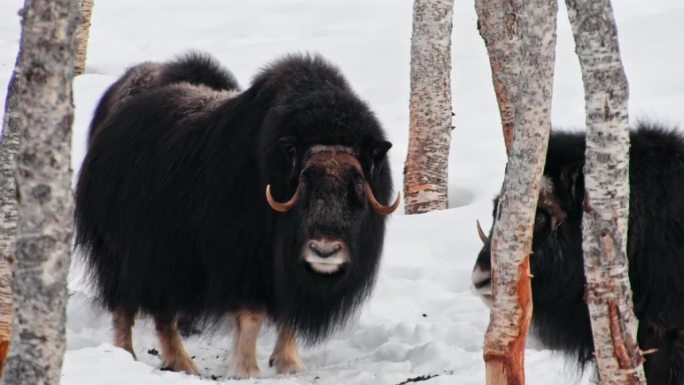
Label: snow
xmin=1 ymin=0 xmax=683 ymax=384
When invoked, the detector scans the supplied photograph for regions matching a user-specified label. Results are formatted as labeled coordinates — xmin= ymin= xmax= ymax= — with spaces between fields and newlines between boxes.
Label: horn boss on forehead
xmin=266 ymin=144 xmax=400 ymax=215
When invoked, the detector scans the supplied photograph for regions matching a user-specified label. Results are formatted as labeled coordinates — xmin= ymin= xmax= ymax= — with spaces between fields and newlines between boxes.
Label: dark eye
xmin=349 ymin=175 xmax=365 ymax=205
xmin=355 ymin=181 xmax=364 ymax=196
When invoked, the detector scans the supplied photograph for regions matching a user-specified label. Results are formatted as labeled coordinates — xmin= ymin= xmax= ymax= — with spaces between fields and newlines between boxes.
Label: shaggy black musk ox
xmin=472 ymin=124 xmax=684 ymax=384
xmin=75 ymin=53 xmax=399 ymax=378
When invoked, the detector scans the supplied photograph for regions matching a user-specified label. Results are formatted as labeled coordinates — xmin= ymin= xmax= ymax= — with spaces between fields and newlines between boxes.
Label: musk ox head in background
xmin=75 ymin=52 xmax=398 ymax=378
xmin=471 ymin=124 xmax=684 ymax=384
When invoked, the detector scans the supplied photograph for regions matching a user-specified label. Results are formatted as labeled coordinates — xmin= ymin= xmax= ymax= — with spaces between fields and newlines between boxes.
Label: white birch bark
xmin=403 ymin=0 xmax=453 ymax=214
xmin=483 ymin=1 xmax=557 ymax=384
xmin=0 ymin=0 xmax=79 ymax=384
xmin=474 ymin=0 xmax=522 ymax=155
xmin=74 ymin=0 xmax=93 ymax=76
xmin=0 ymin=60 xmax=21 ymax=375
xmin=565 ymin=0 xmax=646 ymax=383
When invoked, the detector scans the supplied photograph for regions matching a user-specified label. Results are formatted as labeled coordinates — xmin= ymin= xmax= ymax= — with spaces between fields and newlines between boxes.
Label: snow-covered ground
xmin=1 ymin=1 xmax=683 ymax=384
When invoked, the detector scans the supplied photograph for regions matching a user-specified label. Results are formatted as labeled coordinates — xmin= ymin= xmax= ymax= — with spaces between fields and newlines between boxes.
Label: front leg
xmin=269 ymin=324 xmax=304 ymax=374
xmin=112 ymin=308 xmax=137 ymax=359
xmin=230 ymin=308 xmax=265 ymax=379
xmin=154 ymin=313 xmax=199 ymax=375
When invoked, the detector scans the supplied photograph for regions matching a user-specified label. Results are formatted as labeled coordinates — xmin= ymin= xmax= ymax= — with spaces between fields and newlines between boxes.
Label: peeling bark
xmin=474 ymin=0 xmax=522 ymax=155
xmin=74 ymin=0 xmax=94 ymax=76
xmin=0 ymin=0 xmax=79 ymax=384
xmin=565 ymin=0 xmax=646 ymax=383
xmin=403 ymin=0 xmax=454 ymax=214
xmin=482 ymin=1 xmax=557 ymax=384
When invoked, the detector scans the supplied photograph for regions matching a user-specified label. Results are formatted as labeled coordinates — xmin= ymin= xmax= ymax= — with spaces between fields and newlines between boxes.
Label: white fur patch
xmin=304 ymin=254 xmax=349 ymax=274
xmin=302 ymin=239 xmax=350 ymax=274
xmin=471 ymin=265 xmax=493 ymax=307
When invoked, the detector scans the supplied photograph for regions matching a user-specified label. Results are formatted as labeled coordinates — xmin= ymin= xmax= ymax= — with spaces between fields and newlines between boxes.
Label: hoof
xmin=161 ymin=356 xmax=200 ymax=376
xmin=229 ymin=362 xmax=261 ymax=379
xmin=269 ymin=352 xmax=304 ymax=374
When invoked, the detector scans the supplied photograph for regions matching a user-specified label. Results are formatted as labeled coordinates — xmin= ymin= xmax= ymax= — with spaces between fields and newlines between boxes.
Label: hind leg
xmin=269 ymin=324 xmax=304 ymax=374
xmin=668 ymin=328 xmax=684 ymax=385
xmin=112 ymin=308 xmax=136 ymax=359
xmin=230 ymin=308 xmax=265 ymax=379
xmin=154 ymin=313 xmax=199 ymax=375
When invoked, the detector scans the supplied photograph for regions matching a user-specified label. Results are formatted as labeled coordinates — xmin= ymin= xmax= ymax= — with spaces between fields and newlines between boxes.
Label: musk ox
xmin=75 ymin=52 xmax=399 ymax=378
xmin=472 ymin=123 xmax=684 ymax=384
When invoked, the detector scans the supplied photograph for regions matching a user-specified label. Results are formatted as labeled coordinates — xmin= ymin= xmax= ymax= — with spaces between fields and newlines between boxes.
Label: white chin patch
xmin=308 ymin=261 xmax=344 ymax=274
xmin=477 ymin=293 xmax=493 ymax=308
xmin=303 ymin=254 xmax=348 ymax=274
xmin=304 ymin=255 xmax=347 ymax=274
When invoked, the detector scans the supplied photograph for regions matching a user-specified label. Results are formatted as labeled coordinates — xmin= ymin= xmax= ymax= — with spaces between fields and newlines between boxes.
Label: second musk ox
xmin=472 ymin=124 xmax=684 ymax=384
xmin=75 ymin=53 xmax=399 ymax=378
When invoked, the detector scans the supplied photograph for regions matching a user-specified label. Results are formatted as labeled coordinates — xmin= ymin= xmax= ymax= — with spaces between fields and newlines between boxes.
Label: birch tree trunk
xmin=403 ymin=0 xmax=454 ymax=214
xmin=74 ymin=0 xmax=93 ymax=75
xmin=0 ymin=60 xmax=21 ymax=376
xmin=565 ymin=0 xmax=646 ymax=383
xmin=474 ymin=0 xmax=521 ymax=155
xmin=483 ymin=1 xmax=557 ymax=384
xmin=0 ymin=0 xmax=79 ymax=384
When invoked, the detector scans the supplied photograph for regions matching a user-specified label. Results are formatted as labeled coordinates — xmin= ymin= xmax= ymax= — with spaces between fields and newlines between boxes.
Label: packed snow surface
xmin=1 ymin=0 xmax=683 ymax=384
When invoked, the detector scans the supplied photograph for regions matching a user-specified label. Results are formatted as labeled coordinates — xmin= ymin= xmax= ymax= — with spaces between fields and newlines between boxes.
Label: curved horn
xmin=364 ymin=182 xmax=400 ymax=215
xmin=266 ymin=184 xmax=299 ymax=213
xmin=476 ymin=220 xmax=489 ymax=243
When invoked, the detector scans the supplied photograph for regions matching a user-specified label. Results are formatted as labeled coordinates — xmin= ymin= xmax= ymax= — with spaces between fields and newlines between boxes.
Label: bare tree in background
xmin=474 ymin=0 xmax=520 ymax=155
xmin=479 ymin=0 xmax=557 ymax=384
xmin=0 ymin=0 xmax=79 ymax=384
xmin=403 ymin=0 xmax=454 ymax=214
xmin=566 ymin=0 xmax=646 ymax=383
xmin=74 ymin=0 xmax=94 ymax=75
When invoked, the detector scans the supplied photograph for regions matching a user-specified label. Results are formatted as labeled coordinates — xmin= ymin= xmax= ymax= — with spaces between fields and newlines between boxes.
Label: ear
xmin=371 ymin=140 xmax=392 ymax=161
xmin=368 ymin=140 xmax=392 ymax=178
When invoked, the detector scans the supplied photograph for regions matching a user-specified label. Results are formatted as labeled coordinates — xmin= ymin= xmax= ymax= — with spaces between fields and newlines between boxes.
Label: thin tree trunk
xmin=74 ymin=0 xmax=93 ymax=76
xmin=474 ymin=0 xmax=521 ymax=155
xmin=0 ymin=0 xmax=79 ymax=384
xmin=403 ymin=0 xmax=454 ymax=214
xmin=0 ymin=61 xmax=21 ymax=376
xmin=565 ymin=0 xmax=646 ymax=383
xmin=483 ymin=1 xmax=557 ymax=384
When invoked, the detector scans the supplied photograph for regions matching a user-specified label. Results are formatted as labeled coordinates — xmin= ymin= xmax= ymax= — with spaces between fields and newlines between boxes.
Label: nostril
xmin=309 ymin=240 xmax=342 ymax=258
xmin=309 ymin=242 xmax=321 ymax=255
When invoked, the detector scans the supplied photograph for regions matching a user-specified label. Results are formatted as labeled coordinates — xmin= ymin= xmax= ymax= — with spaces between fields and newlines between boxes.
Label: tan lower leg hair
xmin=112 ymin=308 xmax=136 ymax=359
xmin=270 ymin=324 xmax=304 ymax=374
xmin=154 ymin=314 xmax=199 ymax=375
xmin=230 ymin=308 xmax=265 ymax=378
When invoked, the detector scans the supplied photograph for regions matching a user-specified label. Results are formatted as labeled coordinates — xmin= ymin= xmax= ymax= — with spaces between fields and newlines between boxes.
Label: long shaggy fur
xmin=475 ymin=122 xmax=684 ymax=384
xmin=88 ymin=52 xmax=240 ymax=144
xmin=75 ymin=52 xmax=393 ymax=343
